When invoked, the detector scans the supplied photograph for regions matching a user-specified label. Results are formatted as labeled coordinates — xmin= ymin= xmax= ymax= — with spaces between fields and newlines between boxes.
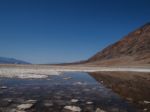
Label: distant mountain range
xmin=0 ymin=57 xmax=30 ymax=64
xmin=85 ymin=23 xmax=150 ymax=66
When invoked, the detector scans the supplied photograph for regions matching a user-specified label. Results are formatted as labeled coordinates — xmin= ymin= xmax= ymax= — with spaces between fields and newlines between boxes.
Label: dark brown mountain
xmin=86 ymin=23 xmax=150 ymax=66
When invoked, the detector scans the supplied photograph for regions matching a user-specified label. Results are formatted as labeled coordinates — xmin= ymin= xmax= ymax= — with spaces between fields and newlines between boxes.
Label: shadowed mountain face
xmin=0 ymin=57 xmax=30 ymax=64
xmin=87 ymin=23 xmax=150 ymax=65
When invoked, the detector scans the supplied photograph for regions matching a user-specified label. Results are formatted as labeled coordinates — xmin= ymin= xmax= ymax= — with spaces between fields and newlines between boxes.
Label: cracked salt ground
xmin=0 ymin=72 xmax=137 ymax=112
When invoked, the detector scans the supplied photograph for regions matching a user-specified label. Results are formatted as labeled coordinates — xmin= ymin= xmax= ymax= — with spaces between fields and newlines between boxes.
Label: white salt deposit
xmin=0 ymin=66 xmax=149 ymax=79
xmin=0 ymin=68 xmax=61 ymax=78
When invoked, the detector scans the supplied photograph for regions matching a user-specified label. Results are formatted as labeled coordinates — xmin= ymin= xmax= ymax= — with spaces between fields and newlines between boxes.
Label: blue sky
xmin=0 ymin=0 xmax=150 ymax=64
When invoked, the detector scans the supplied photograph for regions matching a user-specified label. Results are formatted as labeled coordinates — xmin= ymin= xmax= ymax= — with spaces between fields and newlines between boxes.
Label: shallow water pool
xmin=0 ymin=72 xmax=137 ymax=112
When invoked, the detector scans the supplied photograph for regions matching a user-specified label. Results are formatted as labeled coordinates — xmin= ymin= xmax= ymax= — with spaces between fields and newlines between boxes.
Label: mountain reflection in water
xmin=0 ymin=72 xmax=145 ymax=112
xmin=89 ymin=72 xmax=150 ymax=112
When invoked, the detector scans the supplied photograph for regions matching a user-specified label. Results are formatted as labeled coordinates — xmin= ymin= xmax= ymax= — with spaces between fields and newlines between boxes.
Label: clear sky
xmin=0 ymin=0 xmax=150 ymax=64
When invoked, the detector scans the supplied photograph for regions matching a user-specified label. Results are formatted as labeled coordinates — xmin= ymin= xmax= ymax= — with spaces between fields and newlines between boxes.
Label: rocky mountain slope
xmin=0 ymin=57 xmax=30 ymax=64
xmin=86 ymin=23 xmax=150 ymax=66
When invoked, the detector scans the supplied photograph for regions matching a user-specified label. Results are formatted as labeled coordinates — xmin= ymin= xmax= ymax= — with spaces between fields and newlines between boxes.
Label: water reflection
xmin=0 ymin=72 xmax=138 ymax=112
xmin=89 ymin=72 xmax=150 ymax=112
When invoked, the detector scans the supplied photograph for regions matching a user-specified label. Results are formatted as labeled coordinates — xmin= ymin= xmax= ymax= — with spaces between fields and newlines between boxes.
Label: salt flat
xmin=0 ymin=65 xmax=150 ymax=78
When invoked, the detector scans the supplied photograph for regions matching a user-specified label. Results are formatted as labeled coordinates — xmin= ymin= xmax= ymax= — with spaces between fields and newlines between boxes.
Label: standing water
xmin=0 ymin=72 xmax=137 ymax=112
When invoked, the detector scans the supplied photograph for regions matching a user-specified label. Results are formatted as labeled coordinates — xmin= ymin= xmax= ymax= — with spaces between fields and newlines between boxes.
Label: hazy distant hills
xmin=86 ymin=23 xmax=150 ymax=66
xmin=0 ymin=57 xmax=30 ymax=64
